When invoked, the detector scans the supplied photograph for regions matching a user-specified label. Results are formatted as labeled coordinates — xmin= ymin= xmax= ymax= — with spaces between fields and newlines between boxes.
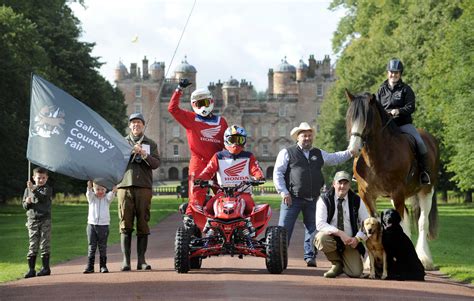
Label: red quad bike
xmin=174 ymin=180 xmax=288 ymax=274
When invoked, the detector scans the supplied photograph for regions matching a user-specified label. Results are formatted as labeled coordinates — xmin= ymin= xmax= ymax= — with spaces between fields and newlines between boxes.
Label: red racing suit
xmin=197 ymin=149 xmax=264 ymax=215
xmin=168 ymin=89 xmax=228 ymax=214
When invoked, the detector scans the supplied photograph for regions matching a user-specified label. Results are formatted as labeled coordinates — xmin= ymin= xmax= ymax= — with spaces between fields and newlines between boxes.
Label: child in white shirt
xmin=83 ymin=181 xmax=116 ymax=273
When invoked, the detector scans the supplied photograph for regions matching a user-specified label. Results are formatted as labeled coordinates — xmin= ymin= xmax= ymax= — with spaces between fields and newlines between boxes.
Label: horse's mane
xmin=345 ymin=92 xmax=400 ymax=139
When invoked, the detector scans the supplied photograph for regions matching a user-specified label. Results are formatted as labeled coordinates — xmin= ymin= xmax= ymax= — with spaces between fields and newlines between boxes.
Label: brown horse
xmin=345 ymin=90 xmax=439 ymax=270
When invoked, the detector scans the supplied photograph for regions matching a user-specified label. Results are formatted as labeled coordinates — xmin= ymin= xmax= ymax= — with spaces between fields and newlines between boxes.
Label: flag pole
xmin=28 ymin=72 xmax=34 ymax=181
xmin=132 ymin=0 xmax=196 ymax=158
xmin=142 ymin=0 xmax=196 ymax=137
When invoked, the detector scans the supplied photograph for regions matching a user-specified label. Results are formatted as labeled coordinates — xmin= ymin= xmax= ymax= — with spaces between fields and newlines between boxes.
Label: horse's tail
xmin=412 ymin=190 xmax=438 ymax=240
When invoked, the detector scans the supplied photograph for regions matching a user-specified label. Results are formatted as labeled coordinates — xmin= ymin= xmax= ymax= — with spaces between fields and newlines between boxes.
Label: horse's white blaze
xmin=349 ymin=121 xmax=364 ymax=156
xmin=416 ymin=188 xmax=435 ymax=270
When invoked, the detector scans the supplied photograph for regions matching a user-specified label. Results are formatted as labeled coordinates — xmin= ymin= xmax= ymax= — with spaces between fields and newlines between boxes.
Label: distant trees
xmin=320 ymin=0 xmax=472 ymax=201
xmin=0 ymin=1 xmax=127 ymax=201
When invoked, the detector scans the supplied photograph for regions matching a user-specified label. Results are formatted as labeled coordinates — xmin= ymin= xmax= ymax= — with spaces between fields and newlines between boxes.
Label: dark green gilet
xmin=284 ymin=145 xmax=324 ymax=199
xmin=321 ymin=188 xmax=365 ymax=256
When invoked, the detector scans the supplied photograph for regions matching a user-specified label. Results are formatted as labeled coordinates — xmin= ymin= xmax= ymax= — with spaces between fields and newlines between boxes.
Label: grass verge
xmin=0 ymin=196 xmax=183 ymax=282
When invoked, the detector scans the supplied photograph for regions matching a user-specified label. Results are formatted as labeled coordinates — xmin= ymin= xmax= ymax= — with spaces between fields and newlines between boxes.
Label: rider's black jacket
xmin=376 ymin=79 xmax=416 ymax=127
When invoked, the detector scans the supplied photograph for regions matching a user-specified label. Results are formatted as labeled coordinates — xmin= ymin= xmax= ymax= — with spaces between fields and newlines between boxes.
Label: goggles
xmin=226 ymin=135 xmax=246 ymax=145
xmin=193 ymin=98 xmax=212 ymax=108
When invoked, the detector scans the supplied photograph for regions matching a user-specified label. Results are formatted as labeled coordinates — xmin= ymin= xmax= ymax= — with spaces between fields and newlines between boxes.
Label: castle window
xmin=317 ymin=84 xmax=323 ymax=96
xmin=278 ymin=105 xmax=287 ymax=117
xmin=278 ymin=123 xmax=286 ymax=137
xmin=173 ymin=145 xmax=179 ymax=156
xmin=262 ymin=144 xmax=269 ymax=156
xmin=134 ymin=101 xmax=142 ymax=113
xmin=317 ymin=107 xmax=321 ymax=116
xmin=172 ymin=126 xmax=180 ymax=137
xmin=135 ymin=85 xmax=142 ymax=97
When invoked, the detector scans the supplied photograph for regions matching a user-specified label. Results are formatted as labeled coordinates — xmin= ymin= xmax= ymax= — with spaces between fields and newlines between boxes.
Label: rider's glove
xmin=389 ymin=109 xmax=400 ymax=117
xmin=177 ymin=78 xmax=192 ymax=90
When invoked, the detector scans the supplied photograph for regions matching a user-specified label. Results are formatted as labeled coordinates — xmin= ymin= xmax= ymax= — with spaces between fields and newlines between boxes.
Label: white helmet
xmin=190 ymin=88 xmax=214 ymax=117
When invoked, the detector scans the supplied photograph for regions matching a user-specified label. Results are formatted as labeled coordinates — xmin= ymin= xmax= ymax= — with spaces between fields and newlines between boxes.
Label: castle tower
xmin=114 ymin=60 xmax=128 ymax=82
xmin=222 ymin=76 xmax=240 ymax=107
xmin=150 ymin=61 xmax=164 ymax=81
xmin=296 ymin=59 xmax=308 ymax=82
xmin=174 ymin=56 xmax=197 ymax=85
xmin=273 ymin=57 xmax=296 ymax=94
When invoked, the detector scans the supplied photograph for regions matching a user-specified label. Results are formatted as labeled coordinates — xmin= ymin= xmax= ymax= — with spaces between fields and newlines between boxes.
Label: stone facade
xmin=115 ymin=55 xmax=335 ymax=182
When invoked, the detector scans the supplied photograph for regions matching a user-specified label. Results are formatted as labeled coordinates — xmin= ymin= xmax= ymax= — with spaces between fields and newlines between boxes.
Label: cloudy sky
xmin=69 ymin=0 xmax=346 ymax=92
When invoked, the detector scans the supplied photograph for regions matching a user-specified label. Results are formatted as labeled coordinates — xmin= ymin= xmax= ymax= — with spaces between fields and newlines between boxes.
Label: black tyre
xmin=174 ymin=226 xmax=190 ymax=273
xmin=265 ymin=226 xmax=287 ymax=274
xmin=190 ymin=256 xmax=202 ymax=269
xmin=281 ymin=227 xmax=288 ymax=269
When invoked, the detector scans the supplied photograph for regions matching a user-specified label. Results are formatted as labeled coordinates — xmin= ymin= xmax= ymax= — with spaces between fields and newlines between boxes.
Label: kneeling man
xmin=314 ymin=171 xmax=369 ymax=278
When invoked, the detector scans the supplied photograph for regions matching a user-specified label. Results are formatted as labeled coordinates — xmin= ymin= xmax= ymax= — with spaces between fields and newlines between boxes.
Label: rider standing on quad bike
xmin=196 ymin=125 xmax=265 ymax=215
xmin=168 ymin=79 xmax=228 ymax=220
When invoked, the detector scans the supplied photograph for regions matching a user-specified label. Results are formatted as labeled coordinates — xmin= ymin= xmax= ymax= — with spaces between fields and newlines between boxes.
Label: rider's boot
xmin=419 ymin=153 xmax=431 ymax=185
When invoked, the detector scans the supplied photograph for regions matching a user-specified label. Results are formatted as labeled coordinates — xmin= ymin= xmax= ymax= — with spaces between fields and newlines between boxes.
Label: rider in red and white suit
xmin=168 ymin=79 xmax=228 ymax=215
xmin=197 ymin=125 xmax=264 ymax=215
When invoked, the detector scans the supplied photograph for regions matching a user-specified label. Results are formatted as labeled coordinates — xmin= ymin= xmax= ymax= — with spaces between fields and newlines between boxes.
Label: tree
xmin=0 ymin=1 xmax=127 ymax=201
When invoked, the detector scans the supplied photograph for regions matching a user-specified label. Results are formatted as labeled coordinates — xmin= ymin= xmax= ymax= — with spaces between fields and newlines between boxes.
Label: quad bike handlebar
xmin=194 ymin=179 xmax=265 ymax=189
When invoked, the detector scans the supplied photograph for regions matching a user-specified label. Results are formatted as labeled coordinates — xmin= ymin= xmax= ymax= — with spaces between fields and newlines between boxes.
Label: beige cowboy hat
xmin=290 ymin=122 xmax=315 ymax=141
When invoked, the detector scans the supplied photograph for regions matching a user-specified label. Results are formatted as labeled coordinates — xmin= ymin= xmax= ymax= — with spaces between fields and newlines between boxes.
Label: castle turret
xmin=296 ymin=59 xmax=308 ymax=82
xmin=150 ymin=61 xmax=164 ymax=81
xmin=222 ymin=76 xmax=240 ymax=107
xmin=273 ymin=57 xmax=296 ymax=94
xmin=114 ymin=60 xmax=128 ymax=81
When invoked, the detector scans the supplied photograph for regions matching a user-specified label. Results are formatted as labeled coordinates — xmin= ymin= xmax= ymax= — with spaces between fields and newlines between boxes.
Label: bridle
xmin=350 ymin=113 xmax=394 ymax=145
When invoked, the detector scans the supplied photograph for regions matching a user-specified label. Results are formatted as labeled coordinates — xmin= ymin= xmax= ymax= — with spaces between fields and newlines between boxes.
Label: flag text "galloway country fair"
xmin=65 ymin=119 xmax=116 ymax=153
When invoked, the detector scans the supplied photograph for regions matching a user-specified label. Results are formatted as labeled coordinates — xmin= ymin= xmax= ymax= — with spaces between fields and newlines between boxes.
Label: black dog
xmin=381 ymin=209 xmax=425 ymax=281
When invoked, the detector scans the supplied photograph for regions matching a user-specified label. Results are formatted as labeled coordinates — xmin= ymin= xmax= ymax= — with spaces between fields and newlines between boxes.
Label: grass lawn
xmin=1 ymin=195 xmax=472 ymax=284
xmin=0 ymin=196 xmax=183 ymax=282
xmin=254 ymin=196 xmax=474 ymax=285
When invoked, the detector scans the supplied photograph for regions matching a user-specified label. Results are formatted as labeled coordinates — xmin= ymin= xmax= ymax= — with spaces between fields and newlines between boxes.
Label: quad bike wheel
xmin=265 ymin=226 xmax=288 ymax=274
xmin=174 ymin=226 xmax=190 ymax=273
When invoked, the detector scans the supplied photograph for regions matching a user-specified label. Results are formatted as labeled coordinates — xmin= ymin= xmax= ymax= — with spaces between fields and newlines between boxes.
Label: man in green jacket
xmin=117 ymin=113 xmax=160 ymax=271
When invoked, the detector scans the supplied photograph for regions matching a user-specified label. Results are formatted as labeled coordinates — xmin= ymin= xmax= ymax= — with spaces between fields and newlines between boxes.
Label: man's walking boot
xmin=24 ymin=256 xmax=36 ymax=278
xmin=83 ymin=256 xmax=95 ymax=273
xmin=120 ymin=233 xmax=132 ymax=271
xmin=324 ymin=261 xmax=343 ymax=278
xmin=37 ymin=254 xmax=51 ymax=276
xmin=419 ymin=153 xmax=431 ymax=185
xmin=100 ymin=256 xmax=109 ymax=273
xmin=137 ymin=235 xmax=151 ymax=270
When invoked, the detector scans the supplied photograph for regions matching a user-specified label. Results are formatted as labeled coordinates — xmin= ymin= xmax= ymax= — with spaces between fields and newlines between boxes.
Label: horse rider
xmin=376 ymin=58 xmax=431 ymax=185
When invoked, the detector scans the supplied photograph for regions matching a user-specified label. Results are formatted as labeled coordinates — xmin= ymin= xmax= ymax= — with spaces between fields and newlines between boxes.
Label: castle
xmin=115 ymin=55 xmax=334 ymax=182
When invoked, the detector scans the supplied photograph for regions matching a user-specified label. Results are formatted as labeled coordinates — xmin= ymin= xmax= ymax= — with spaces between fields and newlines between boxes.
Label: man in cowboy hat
xmin=273 ymin=122 xmax=354 ymax=267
